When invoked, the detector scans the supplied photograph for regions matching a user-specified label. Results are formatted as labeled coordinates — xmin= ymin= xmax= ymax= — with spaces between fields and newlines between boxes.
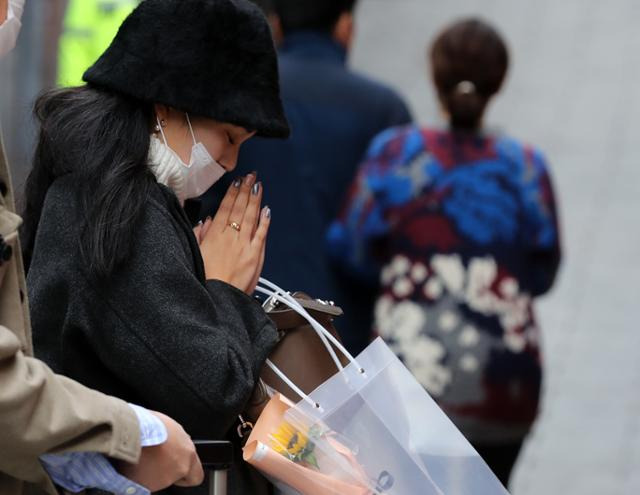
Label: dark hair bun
xmin=430 ymin=18 xmax=509 ymax=130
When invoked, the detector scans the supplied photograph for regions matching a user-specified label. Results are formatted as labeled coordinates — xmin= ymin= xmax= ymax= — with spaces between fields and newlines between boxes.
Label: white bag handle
xmin=257 ymin=286 xmax=340 ymax=371
xmin=257 ymin=277 xmax=362 ymax=369
xmin=257 ymin=278 xmax=367 ymax=411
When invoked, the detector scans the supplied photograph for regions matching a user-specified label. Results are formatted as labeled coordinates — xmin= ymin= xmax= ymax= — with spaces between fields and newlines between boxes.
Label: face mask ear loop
xmin=185 ymin=113 xmax=198 ymax=146
xmin=156 ymin=116 xmax=169 ymax=146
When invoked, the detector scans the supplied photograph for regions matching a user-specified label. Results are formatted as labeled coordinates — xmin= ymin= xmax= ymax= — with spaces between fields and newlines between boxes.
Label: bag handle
xmin=257 ymin=278 xmax=359 ymax=371
xmin=256 ymin=278 xmax=368 ymax=412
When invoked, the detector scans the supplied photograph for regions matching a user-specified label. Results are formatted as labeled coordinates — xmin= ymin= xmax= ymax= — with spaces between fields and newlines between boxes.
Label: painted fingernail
xmin=197 ymin=220 xmax=203 ymax=226
xmin=252 ymin=182 xmax=261 ymax=195
xmin=233 ymin=178 xmax=242 ymax=188
xmin=264 ymin=206 xmax=271 ymax=219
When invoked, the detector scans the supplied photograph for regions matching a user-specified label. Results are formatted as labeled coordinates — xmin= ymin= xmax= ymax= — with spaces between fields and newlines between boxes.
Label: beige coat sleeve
xmin=0 ymin=131 xmax=142 ymax=495
xmin=0 ymin=323 xmax=142 ymax=493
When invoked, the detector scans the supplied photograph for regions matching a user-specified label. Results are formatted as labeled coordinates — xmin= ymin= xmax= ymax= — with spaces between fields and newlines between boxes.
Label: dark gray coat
xmin=27 ymin=175 xmax=278 ymax=495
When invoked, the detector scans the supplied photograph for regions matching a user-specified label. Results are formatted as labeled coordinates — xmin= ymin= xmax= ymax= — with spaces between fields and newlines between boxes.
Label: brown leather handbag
xmin=244 ymin=292 xmax=349 ymax=423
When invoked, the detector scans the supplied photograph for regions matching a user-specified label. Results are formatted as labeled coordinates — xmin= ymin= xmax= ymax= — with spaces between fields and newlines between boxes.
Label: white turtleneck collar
xmin=147 ymin=135 xmax=187 ymax=202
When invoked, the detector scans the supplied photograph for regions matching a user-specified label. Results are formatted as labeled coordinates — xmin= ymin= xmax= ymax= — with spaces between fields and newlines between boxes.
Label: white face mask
xmin=156 ymin=113 xmax=227 ymax=199
xmin=0 ymin=0 xmax=26 ymax=59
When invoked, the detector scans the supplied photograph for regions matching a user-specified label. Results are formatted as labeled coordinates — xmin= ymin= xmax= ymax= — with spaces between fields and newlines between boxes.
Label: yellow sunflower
xmin=269 ymin=421 xmax=318 ymax=467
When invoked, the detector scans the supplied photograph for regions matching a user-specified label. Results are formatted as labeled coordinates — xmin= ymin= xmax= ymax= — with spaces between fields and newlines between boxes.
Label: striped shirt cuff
xmin=40 ymin=451 xmax=149 ymax=495
xmin=39 ymin=404 xmax=168 ymax=494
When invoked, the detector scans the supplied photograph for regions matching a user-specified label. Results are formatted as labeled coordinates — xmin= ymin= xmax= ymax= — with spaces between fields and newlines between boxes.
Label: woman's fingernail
xmin=233 ymin=178 xmax=242 ymax=188
xmin=252 ymin=182 xmax=261 ymax=195
xmin=197 ymin=220 xmax=203 ymax=226
xmin=206 ymin=216 xmax=212 ymax=222
xmin=264 ymin=206 xmax=271 ymax=219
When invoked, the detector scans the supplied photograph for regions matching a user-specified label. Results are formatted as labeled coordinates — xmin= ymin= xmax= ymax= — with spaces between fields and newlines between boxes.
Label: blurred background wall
xmin=0 ymin=1 xmax=638 ymax=493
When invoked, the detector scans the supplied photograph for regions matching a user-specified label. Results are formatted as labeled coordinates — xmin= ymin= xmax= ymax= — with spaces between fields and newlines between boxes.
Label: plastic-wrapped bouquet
xmin=243 ymin=392 xmax=373 ymax=495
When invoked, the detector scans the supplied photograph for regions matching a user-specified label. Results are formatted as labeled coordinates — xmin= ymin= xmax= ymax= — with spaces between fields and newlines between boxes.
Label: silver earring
xmin=153 ymin=119 xmax=167 ymax=133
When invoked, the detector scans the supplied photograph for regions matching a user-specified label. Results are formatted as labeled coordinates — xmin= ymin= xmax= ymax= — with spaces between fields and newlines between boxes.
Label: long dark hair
xmin=430 ymin=18 xmax=509 ymax=130
xmin=22 ymin=85 xmax=155 ymax=278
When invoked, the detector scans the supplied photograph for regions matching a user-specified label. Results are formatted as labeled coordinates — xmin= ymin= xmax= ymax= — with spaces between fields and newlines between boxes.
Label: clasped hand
xmin=194 ymin=173 xmax=271 ymax=294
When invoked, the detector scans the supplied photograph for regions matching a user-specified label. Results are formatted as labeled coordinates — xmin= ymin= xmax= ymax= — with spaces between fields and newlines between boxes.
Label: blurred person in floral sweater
xmin=327 ymin=18 xmax=561 ymax=487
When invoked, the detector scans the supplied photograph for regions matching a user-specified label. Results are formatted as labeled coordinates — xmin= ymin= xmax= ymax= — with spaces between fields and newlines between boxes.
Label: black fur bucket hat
xmin=83 ymin=0 xmax=290 ymax=138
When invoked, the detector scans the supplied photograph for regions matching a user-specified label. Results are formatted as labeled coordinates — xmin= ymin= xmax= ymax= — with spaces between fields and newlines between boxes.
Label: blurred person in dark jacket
xmin=202 ymin=0 xmax=412 ymax=355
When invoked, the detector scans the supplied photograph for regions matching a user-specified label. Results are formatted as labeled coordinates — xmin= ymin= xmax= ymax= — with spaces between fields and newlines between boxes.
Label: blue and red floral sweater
xmin=327 ymin=126 xmax=561 ymax=443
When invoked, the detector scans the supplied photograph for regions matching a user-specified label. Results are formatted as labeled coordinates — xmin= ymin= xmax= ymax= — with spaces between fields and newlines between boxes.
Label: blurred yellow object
xmin=270 ymin=420 xmax=311 ymax=460
xmin=57 ymin=0 xmax=139 ymax=87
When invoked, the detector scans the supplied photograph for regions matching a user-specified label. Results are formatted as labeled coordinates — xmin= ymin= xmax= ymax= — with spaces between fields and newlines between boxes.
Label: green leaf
xmin=305 ymin=452 xmax=319 ymax=469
